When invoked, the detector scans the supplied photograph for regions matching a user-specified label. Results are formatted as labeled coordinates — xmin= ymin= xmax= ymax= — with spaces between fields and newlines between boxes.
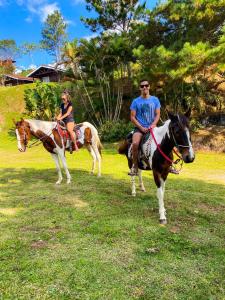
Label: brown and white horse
xmin=14 ymin=119 xmax=102 ymax=184
xmin=119 ymin=110 xmax=195 ymax=224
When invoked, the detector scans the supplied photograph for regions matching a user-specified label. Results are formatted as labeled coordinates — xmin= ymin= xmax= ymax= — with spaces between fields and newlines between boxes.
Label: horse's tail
xmin=118 ymin=140 xmax=128 ymax=155
xmin=84 ymin=122 xmax=103 ymax=157
xmin=96 ymin=135 xmax=103 ymax=157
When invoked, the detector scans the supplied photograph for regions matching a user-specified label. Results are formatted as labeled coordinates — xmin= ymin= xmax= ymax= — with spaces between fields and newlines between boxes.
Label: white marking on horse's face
xmin=16 ymin=129 xmax=25 ymax=152
xmin=184 ymin=128 xmax=195 ymax=162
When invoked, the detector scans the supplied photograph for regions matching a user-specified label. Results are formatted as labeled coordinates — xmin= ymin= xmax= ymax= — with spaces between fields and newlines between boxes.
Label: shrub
xmin=24 ymin=81 xmax=61 ymax=120
xmin=99 ymin=120 xmax=133 ymax=142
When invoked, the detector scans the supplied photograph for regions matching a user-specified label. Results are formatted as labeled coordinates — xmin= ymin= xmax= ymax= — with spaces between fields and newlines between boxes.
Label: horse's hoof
xmin=140 ymin=188 xmax=146 ymax=192
xmin=159 ymin=219 xmax=167 ymax=225
xmin=97 ymin=174 xmax=101 ymax=177
xmin=132 ymin=193 xmax=136 ymax=197
xmin=66 ymin=179 xmax=71 ymax=184
xmin=56 ymin=181 xmax=62 ymax=185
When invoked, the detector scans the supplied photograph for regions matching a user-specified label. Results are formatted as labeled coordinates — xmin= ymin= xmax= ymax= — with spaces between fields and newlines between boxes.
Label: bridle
xmin=149 ymin=116 xmax=191 ymax=168
xmin=16 ymin=125 xmax=29 ymax=151
xmin=16 ymin=123 xmax=55 ymax=149
xmin=169 ymin=114 xmax=191 ymax=151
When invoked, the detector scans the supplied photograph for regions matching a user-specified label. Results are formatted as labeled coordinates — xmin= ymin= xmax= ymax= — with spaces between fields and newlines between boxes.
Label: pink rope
xmin=149 ymin=128 xmax=181 ymax=165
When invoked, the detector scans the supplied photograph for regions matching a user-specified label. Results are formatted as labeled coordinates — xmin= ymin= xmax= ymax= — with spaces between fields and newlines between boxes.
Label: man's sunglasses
xmin=140 ymin=84 xmax=149 ymax=88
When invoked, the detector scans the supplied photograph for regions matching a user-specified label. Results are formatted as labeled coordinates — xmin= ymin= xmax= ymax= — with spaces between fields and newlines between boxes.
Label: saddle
xmin=57 ymin=121 xmax=81 ymax=148
xmin=126 ymin=130 xmax=152 ymax=170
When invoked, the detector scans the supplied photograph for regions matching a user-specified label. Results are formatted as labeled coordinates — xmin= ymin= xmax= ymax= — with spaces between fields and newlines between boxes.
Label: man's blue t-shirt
xmin=130 ymin=96 xmax=161 ymax=128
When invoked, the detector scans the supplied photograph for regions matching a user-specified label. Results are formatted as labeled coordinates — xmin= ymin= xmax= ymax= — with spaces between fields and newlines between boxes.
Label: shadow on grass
xmin=0 ymin=167 xmax=224 ymax=226
xmin=0 ymin=168 xmax=225 ymax=299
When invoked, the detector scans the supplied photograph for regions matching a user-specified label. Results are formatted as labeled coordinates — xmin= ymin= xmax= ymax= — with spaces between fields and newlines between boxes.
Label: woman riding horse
xmin=56 ymin=90 xmax=78 ymax=153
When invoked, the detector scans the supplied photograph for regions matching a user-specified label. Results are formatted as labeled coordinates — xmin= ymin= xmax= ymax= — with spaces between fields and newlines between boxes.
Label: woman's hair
xmin=62 ymin=89 xmax=71 ymax=100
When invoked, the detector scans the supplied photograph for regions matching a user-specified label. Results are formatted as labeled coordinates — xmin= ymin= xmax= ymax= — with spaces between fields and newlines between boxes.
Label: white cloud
xmin=16 ymin=0 xmax=61 ymax=23
xmin=65 ymin=19 xmax=76 ymax=26
xmin=82 ymin=33 xmax=99 ymax=41
xmin=39 ymin=3 xmax=60 ymax=22
xmin=28 ymin=64 xmax=37 ymax=69
xmin=15 ymin=66 xmax=26 ymax=74
xmin=25 ymin=16 xmax=33 ymax=23
xmin=71 ymin=0 xmax=85 ymax=5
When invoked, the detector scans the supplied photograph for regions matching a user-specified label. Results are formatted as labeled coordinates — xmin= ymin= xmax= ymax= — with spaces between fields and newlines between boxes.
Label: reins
xmin=149 ymin=127 xmax=183 ymax=169
xmin=18 ymin=125 xmax=56 ymax=149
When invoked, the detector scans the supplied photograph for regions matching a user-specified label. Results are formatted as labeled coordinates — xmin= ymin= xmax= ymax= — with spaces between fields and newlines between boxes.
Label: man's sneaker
xmin=69 ymin=143 xmax=73 ymax=154
xmin=169 ymin=167 xmax=179 ymax=174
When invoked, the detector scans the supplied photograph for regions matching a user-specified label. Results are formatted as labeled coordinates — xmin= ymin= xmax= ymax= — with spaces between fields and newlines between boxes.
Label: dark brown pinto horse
xmin=14 ymin=119 xmax=102 ymax=184
xmin=118 ymin=110 xmax=195 ymax=224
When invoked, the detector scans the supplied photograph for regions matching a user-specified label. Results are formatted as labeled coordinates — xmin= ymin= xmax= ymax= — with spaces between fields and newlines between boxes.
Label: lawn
xmin=0 ymin=135 xmax=225 ymax=299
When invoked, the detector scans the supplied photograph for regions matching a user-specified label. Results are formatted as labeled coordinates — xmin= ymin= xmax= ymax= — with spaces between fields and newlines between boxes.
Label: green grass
xmin=0 ymin=84 xmax=35 ymax=133
xmin=0 ymin=135 xmax=225 ymax=299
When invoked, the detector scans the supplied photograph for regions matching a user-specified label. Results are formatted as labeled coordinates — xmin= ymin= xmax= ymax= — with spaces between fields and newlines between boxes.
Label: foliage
xmin=99 ymin=120 xmax=133 ymax=142
xmin=24 ymin=81 xmax=61 ymax=120
xmin=81 ymin=0 xmax=146 ymax=33
xmin=131 ymin=0 xmax=225 ymax=112
xmin=0 ymin=39 xmax=18 ymax=85
xmin=0 ymin=39 xmax=19 ymax=60
xmin=20 ymin=42 xmax=39 ymax=65
xmin=40 ymin=10 xmax=67 ymax=62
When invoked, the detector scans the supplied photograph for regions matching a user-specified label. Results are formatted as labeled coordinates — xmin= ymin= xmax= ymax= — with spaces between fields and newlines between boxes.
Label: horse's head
xmin=13 ymin=118 xmax=31 ymax=152
xmin=168 ymin=109 xmax=195 ymax=163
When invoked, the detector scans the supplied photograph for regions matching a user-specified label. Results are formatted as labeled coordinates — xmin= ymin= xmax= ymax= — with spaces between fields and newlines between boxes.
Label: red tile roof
xmin=4 ymin=74 xmax=34 ymax=81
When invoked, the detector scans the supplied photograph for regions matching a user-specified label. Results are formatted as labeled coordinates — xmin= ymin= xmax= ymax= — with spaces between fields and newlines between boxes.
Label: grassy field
xmin=0 ymin=133 xmax=225 ymax=299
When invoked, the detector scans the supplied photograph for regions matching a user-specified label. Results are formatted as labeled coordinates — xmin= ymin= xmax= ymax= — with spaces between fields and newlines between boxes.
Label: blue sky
xmin=0 ymin=0 xmax=157 ymax=71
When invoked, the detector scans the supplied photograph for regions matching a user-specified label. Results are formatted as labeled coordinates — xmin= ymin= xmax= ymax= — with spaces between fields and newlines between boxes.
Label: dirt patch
xmin=57 ymin=196 xmax=88 ymax=208
xmin=31 ymin=239 xmax=48 ymax=249
xmin=192 ymin=126 xmax=225 ymax=153
xmin=169 ymin=225 xmax=181 ymax=234
xmin=197 ymin=203 xmax=225 ymax=214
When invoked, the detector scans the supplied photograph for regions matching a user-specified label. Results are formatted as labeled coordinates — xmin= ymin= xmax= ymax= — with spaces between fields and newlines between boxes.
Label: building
xmin=3 ymin=74 xmax=34 ymax=86
xmin=26 ymin=64 xmax=65 ymax=83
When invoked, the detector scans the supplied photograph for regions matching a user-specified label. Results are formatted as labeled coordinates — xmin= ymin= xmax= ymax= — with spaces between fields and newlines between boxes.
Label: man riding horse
xmin=129 ymin=79 xmax=161 ymax=176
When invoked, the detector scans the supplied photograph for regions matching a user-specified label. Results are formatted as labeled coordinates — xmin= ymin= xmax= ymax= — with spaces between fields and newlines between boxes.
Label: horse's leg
xmin=86 ymin=144 xmax=96 ymax=175
xmin=131 ymin=175 xmax=136 ymax=196
xmin=153 ymin=171 xmax=167 ymax=224
xmin=138 ymin=169 xmax=146 ymax=192
xmin=58 ymin=150 xmax=71 ymax=184
xmin=91 ymin=143 xmax=101 ymax=177
xmin=51 ymin=153 xmax=63 ymax=185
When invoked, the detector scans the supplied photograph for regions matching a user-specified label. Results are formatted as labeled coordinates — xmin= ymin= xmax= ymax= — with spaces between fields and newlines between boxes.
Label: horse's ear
xmin=20 ymin=118 xmax=24 ymax=123
xmin=184 ymin=108 xmax=191 ymax=119
xmin=166 ymin=109 xmax=176 ymax=121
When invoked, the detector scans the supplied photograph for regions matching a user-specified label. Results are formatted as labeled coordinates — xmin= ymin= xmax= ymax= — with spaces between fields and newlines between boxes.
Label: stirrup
xmin=128 ymin=167 xmax=138 ymax=176
xmin=69 ymin=143 xmax=73 ymax=154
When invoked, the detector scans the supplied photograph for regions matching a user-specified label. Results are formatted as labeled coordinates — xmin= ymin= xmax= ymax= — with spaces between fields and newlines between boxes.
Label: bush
xmin=99 ymin=120 xmax=133 ymax=142
xmin=24 ymin=81 xmax=61 ymax=120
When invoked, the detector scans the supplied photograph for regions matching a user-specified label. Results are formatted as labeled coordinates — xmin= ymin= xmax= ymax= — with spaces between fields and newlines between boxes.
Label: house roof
xmin=26 ymin=64 xmax=66 ymax=78
xmin=4 ymin=74 xmax=34 ymax=81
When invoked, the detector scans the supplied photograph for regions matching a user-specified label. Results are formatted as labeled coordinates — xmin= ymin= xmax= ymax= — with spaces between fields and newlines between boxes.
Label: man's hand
xmin=141 ymin=126 xmax=149 ymax=133
xmin=150 ymin=123 xmax=156 ymax=129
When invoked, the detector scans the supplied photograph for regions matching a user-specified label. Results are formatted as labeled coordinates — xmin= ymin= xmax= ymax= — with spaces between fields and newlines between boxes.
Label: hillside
xmin=0 ymin=84 xmax=34 ymax=133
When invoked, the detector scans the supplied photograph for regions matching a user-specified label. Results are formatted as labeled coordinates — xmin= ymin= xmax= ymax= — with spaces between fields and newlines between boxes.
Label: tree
xmin=0 ymin=39 xmax=18 ymax=85
xmin=81 ymin=0 xmax=146 ymax=33
xmin=132 ymin=0 xmax=225 ymax=112
xmin=21 ymin=42 xmax=39 ymax=65
xmin=40 ymin=10 xmax=67 ymax=62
